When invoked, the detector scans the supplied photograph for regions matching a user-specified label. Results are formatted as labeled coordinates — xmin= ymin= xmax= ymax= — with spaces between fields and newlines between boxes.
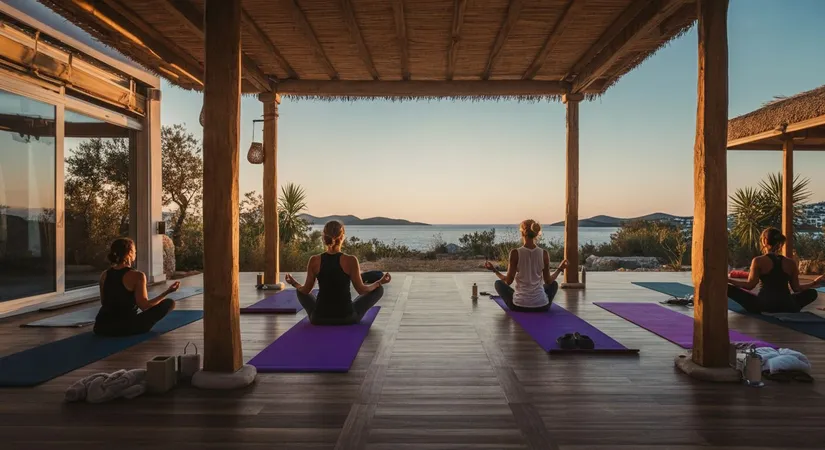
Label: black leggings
xmin=495 ymin=280 xmax=558 ymax=312
xmin=93 ymin=299 xmax=175 ymax=337
xmin=297 ymin=271 xmax=384 ymax=325
xmin=727 ymin=284 xmax=818 ymax=314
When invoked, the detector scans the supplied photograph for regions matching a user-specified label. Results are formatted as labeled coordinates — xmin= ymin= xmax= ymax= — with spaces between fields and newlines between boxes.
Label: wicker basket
xmin=247 ymin=142 xmax=264 ymax=164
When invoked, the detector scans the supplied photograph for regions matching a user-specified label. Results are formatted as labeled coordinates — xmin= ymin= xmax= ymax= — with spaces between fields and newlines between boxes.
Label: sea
xmin=307 ymin=224 xmax=618 ymax=251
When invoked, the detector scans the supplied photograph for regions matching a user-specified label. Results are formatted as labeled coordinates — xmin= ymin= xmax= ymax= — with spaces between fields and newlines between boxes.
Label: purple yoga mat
xmin=594 ymin=302 xmax=775 ymax=349
xmin=248 ymin=306 xmax=380 ymax=372
xmin=492 ymin=297 xmax=637 ymax=354
xmin=240 ymin=289 xmax=317 ymax=313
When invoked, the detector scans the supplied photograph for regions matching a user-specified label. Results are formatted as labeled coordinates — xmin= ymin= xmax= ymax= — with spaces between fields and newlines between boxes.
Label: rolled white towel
xmin=66 ymin=369 xmax=148 ymax=403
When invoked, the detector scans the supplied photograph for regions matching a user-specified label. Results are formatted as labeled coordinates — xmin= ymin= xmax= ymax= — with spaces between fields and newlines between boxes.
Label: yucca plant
xmin=278 ymin=182 xmax=309 ymax=245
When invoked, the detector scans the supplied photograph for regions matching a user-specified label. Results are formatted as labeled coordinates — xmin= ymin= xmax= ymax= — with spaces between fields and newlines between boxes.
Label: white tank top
xmin=513 ymin=246 xmax=549 ymax=308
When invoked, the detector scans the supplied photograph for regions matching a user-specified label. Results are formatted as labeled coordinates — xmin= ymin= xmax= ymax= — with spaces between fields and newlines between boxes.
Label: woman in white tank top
xmin=483 ymin=219 xmax=567 ymax=312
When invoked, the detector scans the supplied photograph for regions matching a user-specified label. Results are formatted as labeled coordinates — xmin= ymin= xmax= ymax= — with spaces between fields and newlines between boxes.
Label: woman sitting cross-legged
xmin=484 ymin=219 xmax=567 ymax=312
xmin=285 ymin=220 xmax=392 ymax=325
xmin=94 ymin=238 xmax=180 ymax=337
xmin=728 ymin=227 xmax=824 ymax=314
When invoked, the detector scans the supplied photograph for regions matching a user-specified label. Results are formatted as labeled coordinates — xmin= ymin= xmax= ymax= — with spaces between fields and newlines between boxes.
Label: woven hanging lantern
xmin=246 ymin=119 xmax=264 ymax=164
xmin=199 ymin=106 xmax=204 ymax=126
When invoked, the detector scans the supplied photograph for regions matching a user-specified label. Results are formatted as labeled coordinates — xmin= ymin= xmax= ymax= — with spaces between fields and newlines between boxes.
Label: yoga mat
xmin=240 ymin=289 xmax=316 ymax=314
xmin=491 ymin=297 xmax=638 ymax=354
xmin=248 ymin=307 xmax=380 ymax=372
xmin=634 ymin=281 xmax=825 ymax=339
xmin=23 ymin=287 xmax=203 ymax=328
xmin=594 ymin=302 xmax=774 ymax=349
xmin=0 ymin=310 xmax=203 ymax=387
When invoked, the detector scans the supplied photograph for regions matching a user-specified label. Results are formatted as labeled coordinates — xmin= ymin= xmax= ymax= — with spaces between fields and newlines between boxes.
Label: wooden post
xmin=202 ymin=0 xmax=242 ymax=373
xmin=782 ymin=138 xmax=794 ymax=257
xmin=691 ymin=0 xmax=730 ymax=368
xmin=259 ymin=92 xmax=281 ymax=285
xmin=563 ymin=93 xmax=582 ymax=286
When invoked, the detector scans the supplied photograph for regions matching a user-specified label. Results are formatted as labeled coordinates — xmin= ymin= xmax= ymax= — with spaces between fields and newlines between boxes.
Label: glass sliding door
xmin=64 ymin=109 xmax=134 ymax=290
xmin=0 ymin=89 xmax=56 ymax=302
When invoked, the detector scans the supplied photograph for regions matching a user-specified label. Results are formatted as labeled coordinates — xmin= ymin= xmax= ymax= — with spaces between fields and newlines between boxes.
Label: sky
xmin=158 ymin=0 xmax=825 ymax=225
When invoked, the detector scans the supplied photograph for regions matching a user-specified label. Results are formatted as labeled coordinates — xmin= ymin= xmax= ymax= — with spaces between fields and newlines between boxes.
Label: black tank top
xmin=97 ymin=267 xmax=139 ymax=321
xmin=758 ymin=253 xmax=792 ymax=298
xmin=313 ymin=253 xmax=355 ymax=320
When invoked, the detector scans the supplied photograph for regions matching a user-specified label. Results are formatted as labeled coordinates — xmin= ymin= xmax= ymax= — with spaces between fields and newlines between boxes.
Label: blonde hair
xmin=520 ymin=219 xmax=541 ymax=240
xmin=323 ymin=220 xmax=345 ymax=247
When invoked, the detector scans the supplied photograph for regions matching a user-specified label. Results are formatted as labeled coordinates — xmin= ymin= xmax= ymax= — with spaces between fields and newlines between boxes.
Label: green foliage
xmin=161 ymin=124 xmax=203 ymax=249
xmin=174 ymin=212 xmax=204 ymax=270
xmin=458 ymin=228 xmax=496 ymax=256
xmin=278 ymin=182 xmax=309 ymax=245
xmin=730 ymin=172 xmax=811 ymax=252
xmin=162 ymin=235 xmax=175 ymax=277
xmin=239 ymin=192 xmax=265 ymax=271
xmin=344 ymin=236 xmax=415 ymax=262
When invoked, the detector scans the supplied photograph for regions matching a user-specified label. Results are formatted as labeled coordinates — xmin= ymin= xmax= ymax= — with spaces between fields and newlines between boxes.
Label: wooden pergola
xmin=728 ymin=85 xmax=825 ymax=256
xmin=37 ymin=0 xmax=732 ymax=382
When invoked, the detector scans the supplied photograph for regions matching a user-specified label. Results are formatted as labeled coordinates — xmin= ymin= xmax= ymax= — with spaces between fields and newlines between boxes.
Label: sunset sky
xmin=159 ymin=0 xmax=825 ymax=225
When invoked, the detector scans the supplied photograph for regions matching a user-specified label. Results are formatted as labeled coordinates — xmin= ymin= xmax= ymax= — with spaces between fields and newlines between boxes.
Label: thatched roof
xmin=36 ymin=0 xmax=697 ymax=100
xmin=728 ymin=85 xmax=825 ymax=150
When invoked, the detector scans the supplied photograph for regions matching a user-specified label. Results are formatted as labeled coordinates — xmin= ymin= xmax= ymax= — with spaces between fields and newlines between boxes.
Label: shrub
xmin=162 ymin=234 xmax=175 ymax=277
xmin=458 ymin=228 xmax=496 ymax=256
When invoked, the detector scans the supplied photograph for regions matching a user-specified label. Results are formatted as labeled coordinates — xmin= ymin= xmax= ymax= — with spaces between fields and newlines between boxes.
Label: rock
xmin=446 ymin=243 xmax=459 ymax=254
xmin=586 ymin=256 xmax=661 ymax=271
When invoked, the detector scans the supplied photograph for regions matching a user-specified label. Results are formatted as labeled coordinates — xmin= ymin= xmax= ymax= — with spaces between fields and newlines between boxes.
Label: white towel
xmin=755 ymin=347 xmax=811 ymax=374
xmin=65 ymin=369 xmax=147 ymax=403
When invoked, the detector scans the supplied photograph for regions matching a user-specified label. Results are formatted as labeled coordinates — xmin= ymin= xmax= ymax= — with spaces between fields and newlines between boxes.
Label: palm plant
xmin=278 ymin=182 xmax=309 ymax=245
xmin=729 ymin=173 xmax=811 ymax=251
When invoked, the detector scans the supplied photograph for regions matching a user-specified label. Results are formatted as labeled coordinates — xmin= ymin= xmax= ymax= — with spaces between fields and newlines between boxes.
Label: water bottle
xmin=743 ymin=348 xmax=764 ymax=387
xmin=581 ymin=266 xmax=587 ymax=285
xmin=472 ymin=283 xmax=478 ymax=300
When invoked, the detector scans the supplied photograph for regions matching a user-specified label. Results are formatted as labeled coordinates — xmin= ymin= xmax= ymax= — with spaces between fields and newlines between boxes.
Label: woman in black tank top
xmin=285 ymin=221 xmax=392 ymax=325
xmin=94 ymin=238 xmax=180 ymax=336
xmin=728 ymin=228 xmax=824 ymax=313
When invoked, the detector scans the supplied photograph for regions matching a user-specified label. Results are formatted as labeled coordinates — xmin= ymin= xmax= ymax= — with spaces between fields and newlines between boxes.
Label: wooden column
xmin=563 ymin=93 xmax=582 ymax=285
xmin=782 ymin=138 xmax=794 ymax=257
xmin=259 ymin=92 xmax=281 ymax=285
xmin=202 ymin=0 xmax=242 ymax=373
xmin=691 ymin=0 xmax=730 ymax=368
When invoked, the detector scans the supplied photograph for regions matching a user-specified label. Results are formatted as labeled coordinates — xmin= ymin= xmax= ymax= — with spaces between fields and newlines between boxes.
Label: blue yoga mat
xmin=0 ymin=310 xmax=203 ymax=387
xmin=633 ymin=281 xmax=825 ymax=340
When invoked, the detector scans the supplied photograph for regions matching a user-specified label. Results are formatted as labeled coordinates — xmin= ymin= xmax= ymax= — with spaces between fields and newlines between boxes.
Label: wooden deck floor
xmin=2 ymin=271 xmax=825 ymax=449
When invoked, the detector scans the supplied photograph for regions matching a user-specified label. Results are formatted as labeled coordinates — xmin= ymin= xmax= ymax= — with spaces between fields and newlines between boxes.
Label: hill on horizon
xmin=299 ymin=214 xmax=430 ymax=226
xmin=549 ymin=212 xmax=691 ymax=227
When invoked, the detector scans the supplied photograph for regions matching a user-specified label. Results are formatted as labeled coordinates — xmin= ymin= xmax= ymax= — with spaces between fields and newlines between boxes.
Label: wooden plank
xmin=284 ymin=0 xmax=339 ymax=80
xmin=259 ymin=93 xmax=281 ymax=285
xmin=157 ymin=0 xmax=272 ymax=91
xmin=339 ymin=0 xmax=379 ymax=80
xmin=482 ymin=0 xmax=522 ymax=80
xmin=241 ymin=8 xmax=298 ymax=79
xmin=691 ymin=0 xmax=730 ymax=368
xmin=202 ymin=0 xmax=243 ymax=372
xmin=446 ymin=0 xmax=468 ymax=80
xmin=390 ymin=0 xmax=410 ymax=80
xmin=563 ymin=0 xmax=652 ymax=81
xmin=563 ymin=93 xmax=582 ymax=285
xmin=782 ymin=138 xmax=794 ymax=257
xmin=522 ymin=0 xmax=582 ymax=80
xmin=572 ymin=0 xmax=689 ymax=93
xmin=275 ymin=80 xmax=569 ymax=97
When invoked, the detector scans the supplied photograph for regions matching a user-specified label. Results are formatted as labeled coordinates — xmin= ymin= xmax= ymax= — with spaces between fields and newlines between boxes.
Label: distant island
xmin=299 ymin=214 xmax=430 ymax=226
xmin=549 ymin=212 xmax=693 ymax=227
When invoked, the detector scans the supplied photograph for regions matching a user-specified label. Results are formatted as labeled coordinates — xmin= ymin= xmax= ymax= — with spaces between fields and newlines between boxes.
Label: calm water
xmin=308 ymin=224 xmax=618 ymax=251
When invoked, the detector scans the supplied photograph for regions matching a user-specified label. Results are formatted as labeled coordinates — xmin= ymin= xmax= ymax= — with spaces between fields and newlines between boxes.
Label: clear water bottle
xmin=471 ymin=283 xmax=478 ymax=300
xmin=581 ymin=266 xmax=586 ymax=285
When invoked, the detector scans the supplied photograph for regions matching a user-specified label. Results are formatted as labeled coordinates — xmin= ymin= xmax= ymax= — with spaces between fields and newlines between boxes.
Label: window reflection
xmin=0 ymin=90 xmax=56 ymax=302
xmin=64 ymin=109 xmax=134 ymax=290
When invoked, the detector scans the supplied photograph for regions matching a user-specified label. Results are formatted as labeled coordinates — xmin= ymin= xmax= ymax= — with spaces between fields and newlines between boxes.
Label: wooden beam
xmin=523 ymin=0 xmax=583 ymax=80
xmin=447 ymin=0 xmax=468 ymax=80
xmin=202 ymin=0 xmax=243 ymax=373
xmin=339 ymin=0 xmax=379 ymax=80
xmin=391 ymin=0 xmax=410 ymax=80
xmin=275 ymin=80 xmax=570 ymax=97
xmin=562 ymin=93 xmax=582 ymax=286
xmin=259 ymin=92 xmax=281 ymax=285
xmin=728 ymin=143 xmax=825 ymax=151
xmin=783 ymin=138 xmax=794 ymax=257
xmin=564 ymin=0 xmax=652 ymax=82
xmin=691 ymin=0 xmax=730 ymax=368
xmin=284 ymin=0 xmax=338 ymax=80
xmin=241 ymin=8 xmax=298 ymax=79
xmin=572 ymin=0 xmax=689 ymax=93
xmin=157 ymin=0 xmax=272 ymax=91
xmin=483 ymin=0 xmax=522 ymax=80
xmin=99 ymin=0 xmax=204 ymax=84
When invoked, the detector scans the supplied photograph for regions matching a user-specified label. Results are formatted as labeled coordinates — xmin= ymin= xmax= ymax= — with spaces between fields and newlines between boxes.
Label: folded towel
xmin=756 ymin=348 xmax=811 ymax=374
xmin=65 ymin=369 xmax=147 ymax=403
